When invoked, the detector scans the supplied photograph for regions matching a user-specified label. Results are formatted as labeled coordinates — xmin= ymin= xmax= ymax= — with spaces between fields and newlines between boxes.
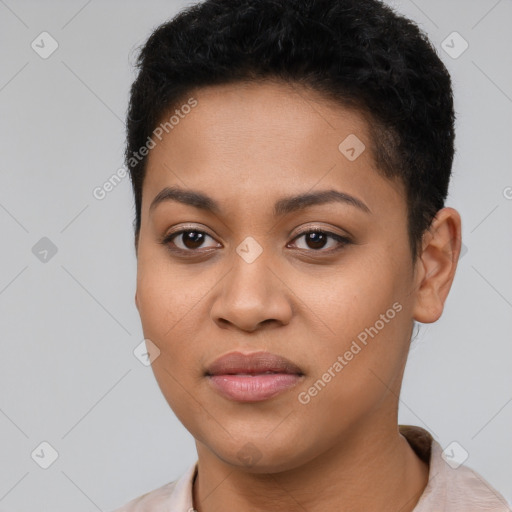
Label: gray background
xmin=0 ymin=0 xmax=511 ymax=510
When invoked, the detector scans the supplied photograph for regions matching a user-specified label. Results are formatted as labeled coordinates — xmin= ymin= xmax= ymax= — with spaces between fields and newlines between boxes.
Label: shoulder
xmin=110 ymin=462 xmax=198 ymax=512
xmin=399 ymin=425 xmax=511 ymax=511
xmin=432 ymin=462 xmax=511 ymax=511
xmin=111 ymin=480 xmax=179 ymax=512
xmin=418 ymin=437 xmax=511 ymax=511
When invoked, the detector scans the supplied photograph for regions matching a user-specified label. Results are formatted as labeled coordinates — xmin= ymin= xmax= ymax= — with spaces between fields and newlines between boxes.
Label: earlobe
xmin=412 ymin=207 xmax=462 ymax=324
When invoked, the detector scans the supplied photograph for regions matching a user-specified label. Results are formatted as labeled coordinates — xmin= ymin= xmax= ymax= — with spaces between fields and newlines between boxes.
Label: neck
xmin=192 ymin=419 xmax=429 ymax=512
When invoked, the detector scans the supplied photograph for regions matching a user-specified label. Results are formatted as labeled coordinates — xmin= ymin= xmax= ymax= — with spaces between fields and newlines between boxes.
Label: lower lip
xmin=207 ymin=373 xmax=302 ymax=402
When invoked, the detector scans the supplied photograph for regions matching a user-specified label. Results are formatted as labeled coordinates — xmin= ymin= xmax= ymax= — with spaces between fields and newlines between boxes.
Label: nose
xmin=210 ymin=250 xmax=293 ymax=332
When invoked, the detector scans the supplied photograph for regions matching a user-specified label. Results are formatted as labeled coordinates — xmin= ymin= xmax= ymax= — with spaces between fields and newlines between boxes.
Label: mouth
xmin=205 ymin=351 xmax=304 ymax=402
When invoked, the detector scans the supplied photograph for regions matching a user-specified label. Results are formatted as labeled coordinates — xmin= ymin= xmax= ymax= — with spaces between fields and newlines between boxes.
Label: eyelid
xmin=292 ymin=224 xmax=351 ymax=239
xmin=160 ymin=223 xmax=218 ymax=242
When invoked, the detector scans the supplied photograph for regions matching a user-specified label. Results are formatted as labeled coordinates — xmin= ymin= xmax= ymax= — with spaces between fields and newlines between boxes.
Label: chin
xmin=203 ymin=435 xmax=317 ymax=475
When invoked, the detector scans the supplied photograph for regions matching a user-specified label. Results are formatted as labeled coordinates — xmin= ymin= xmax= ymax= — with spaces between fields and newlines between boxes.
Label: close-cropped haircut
xmin=126 ymin=0 xmax=456 ymax=261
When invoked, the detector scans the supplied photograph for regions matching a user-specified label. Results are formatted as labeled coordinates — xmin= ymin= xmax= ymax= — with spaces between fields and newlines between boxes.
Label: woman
xmin=113 ymin=0 xmax=511 ymax=510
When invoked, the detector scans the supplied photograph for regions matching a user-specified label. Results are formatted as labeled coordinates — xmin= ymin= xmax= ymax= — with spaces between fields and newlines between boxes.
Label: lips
xmin=205 ymin=351 xmax=304 ymax=402
xmin=205 ymin=351 xmax=304 ymax=376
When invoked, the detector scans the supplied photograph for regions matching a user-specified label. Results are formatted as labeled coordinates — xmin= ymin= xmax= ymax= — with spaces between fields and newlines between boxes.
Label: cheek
xmin=136 ymin=267 xmax=205 ymax=423
xmin=136 ymin=249 xmax=206 ymax=341
xmin=135 ymin=247 xmax=219 ymax=377
xmin=294 ymin=259 xmax=410 ymax=410
xmin=299 ymin=256 xmax=405 ymax=354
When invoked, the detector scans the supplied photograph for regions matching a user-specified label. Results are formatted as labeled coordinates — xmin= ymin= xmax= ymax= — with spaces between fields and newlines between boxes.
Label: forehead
xmin=165 ymin=79 xmax=372 ymax=160
xmin=142 ymin=80 xmax=405 ymax=218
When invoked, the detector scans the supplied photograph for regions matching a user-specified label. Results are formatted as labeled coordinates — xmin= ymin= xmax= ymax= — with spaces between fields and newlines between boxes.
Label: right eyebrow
xmin=149 ymin=186 xmax=221 ymax=215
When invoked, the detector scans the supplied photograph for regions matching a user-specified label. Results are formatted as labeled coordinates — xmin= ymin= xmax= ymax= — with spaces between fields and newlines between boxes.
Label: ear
xmin=412 ymin=207 xmax=462 ymax=323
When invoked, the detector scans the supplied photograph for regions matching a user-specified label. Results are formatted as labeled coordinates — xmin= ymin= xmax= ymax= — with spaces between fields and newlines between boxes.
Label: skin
xmin=134 ymin=80 xmax=462 ymax=512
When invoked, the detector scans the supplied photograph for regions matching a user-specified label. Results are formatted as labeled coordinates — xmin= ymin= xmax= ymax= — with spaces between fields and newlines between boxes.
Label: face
xmin=135 ymin=80 xmax=421 ymax=472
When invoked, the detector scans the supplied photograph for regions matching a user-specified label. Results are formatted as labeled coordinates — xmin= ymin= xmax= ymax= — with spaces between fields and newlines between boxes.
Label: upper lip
xmin=205 ymin=351 xmax=304 ymax=376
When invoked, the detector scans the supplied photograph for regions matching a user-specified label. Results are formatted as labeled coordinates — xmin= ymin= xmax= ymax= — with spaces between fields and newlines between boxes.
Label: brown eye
xmin=303 ymin=231 xmax=328 ymax=250
xmin=164 ymin=230 xmax=220 ymax=252
xmin=290 ymin=229 xmax=351 ymax=252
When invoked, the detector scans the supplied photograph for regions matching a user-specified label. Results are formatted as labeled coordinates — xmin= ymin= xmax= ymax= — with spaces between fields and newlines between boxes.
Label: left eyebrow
xmin=148 ymin=186 xmax=371 ymax=216
xmin=273 ymin=189 xmax=371 ymax=216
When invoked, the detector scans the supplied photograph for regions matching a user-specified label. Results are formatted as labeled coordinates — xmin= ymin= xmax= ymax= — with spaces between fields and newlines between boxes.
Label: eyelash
xmin=160 ymin=227 xmax=352 ymax=256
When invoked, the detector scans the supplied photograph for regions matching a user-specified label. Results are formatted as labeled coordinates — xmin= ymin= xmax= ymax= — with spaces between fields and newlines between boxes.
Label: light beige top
xmin=112 ymin=425 xmax=511 ymax=511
